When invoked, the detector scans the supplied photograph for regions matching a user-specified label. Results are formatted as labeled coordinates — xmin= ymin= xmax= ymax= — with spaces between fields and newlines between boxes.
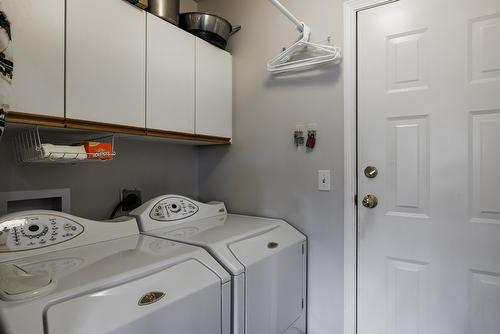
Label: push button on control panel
xmin=149 ymin=197 xmax=199 ymax=222
xmin=0 ymin=215 xmax=84 ymax=252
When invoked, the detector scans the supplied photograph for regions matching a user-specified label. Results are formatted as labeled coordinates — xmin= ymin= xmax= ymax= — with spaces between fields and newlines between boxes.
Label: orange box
xmin=83 ymin=141 xmax=113 ymax=160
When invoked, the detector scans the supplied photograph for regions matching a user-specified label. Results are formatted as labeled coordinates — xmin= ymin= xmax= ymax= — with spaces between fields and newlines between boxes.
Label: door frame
xmin=343 ymin=1 xmax=399 ymax=333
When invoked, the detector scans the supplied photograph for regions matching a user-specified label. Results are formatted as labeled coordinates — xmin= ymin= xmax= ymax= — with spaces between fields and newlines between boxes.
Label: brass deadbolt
xmin=364 ymin=166 xmax=378 ymax=178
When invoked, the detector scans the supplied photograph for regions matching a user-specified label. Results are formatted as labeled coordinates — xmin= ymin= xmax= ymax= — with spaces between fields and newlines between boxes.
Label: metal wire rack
xmin=14 ymin=127 xmax=116 ymax=163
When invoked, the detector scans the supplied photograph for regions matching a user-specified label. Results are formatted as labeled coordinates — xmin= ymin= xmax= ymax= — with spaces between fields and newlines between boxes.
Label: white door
xmin=3 ymin=0 xmax=65 ymax=118
xmin=195 ymin=38 xmax=232 ymax=138
xmin=66 ymin=0 xmax=146 ymax=127
xmin=147 ymin=13 xmax=195 ymax=134
xmin=357 ymin=0 xmax=500 ymax=333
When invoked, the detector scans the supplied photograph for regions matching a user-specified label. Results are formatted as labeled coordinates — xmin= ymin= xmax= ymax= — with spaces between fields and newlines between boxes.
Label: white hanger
xmin=267 ymin=0 xmax=342 ymax=74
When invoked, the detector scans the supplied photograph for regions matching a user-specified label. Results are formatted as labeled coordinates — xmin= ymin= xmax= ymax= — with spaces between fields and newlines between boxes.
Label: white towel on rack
xmin=41 ymin=144 xmax=87 ymax=160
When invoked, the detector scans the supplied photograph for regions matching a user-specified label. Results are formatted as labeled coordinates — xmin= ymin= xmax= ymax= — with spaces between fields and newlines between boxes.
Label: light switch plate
xmin=318 ymin=170 xmax=331 ymax=191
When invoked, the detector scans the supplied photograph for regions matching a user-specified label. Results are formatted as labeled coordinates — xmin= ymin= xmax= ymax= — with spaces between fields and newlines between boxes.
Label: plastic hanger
xmin=267 ymin=0 xmax=342 ymax=73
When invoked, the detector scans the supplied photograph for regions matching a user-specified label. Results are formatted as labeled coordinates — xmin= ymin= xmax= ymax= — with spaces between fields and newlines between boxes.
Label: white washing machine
xmin=130 ymin=195 xmax=307 ymax=334
xmin=0 ymin=210 xmax=231 ymax=334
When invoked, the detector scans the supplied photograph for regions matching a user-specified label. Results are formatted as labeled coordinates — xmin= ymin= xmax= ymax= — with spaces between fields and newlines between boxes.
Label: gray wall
xmin=180 ymin=0 xmax=198 ymax=12
xmin=0 ymin=132 xmax=199 ymax=220
xmin=198 ymin=1 xmax=345 ymax=333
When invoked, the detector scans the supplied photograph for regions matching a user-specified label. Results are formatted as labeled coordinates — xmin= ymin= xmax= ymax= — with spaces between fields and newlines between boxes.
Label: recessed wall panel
xmin=470 ymin=111 xmax=500 ymax=224
xmin=387 ymin=116 xmax=429 ymax=219
xmin=470 ymin=14 xmax=500 ymax=83
xmin=470 ymin=271 xmax=500 ymax=334
xmin=396 ymin=124 xmax=419 ymax=207
xmin=387 ymin=258 xmax=429 ymax=334
xmin=387 ymin=29 xmax=428 ymax=93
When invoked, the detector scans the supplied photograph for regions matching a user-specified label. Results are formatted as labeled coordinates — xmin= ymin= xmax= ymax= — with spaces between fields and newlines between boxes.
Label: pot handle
xmin=230 ymin=25 xmax=242 ymax=36
xmin=0 ymin=108 xmax=5 ymax=141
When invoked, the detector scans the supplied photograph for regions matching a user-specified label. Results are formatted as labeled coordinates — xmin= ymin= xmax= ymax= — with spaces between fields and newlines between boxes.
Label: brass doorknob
xmin=362 ymin=194 xmax=378 ymax=208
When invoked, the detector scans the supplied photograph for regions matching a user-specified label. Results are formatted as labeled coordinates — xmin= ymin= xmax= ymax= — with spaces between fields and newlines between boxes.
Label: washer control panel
xmin=149 ymin=197 xmax=199 ymax=221
xmin=0 ymin=215 xmax=84 ymax=252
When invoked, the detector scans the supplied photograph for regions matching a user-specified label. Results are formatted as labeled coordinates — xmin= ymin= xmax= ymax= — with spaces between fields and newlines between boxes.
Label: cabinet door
xmin=66 ymin=0 xmax=146 ymax=128
xmin=195 ymin=39 xmax=232 ymax=138
xmin=147 ymin=14 xmax=195 ymax=134
xmin=2 ymin=0 xmax=65 ymax=118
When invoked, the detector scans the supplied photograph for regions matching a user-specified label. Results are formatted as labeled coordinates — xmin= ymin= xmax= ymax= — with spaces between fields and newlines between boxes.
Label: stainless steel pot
xmin=149 ymin=0 xmax=180 ymax=25
xmin=180 ymin=12 xmax=241 ymax=50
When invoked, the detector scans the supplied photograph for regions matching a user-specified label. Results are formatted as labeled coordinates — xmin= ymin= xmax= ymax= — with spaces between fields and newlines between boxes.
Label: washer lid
xmin=0 ymin=234 xmax=230 ymax=303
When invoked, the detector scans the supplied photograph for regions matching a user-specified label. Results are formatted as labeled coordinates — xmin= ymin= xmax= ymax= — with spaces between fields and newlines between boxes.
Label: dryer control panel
xmin=131 ymin=195 xmax=227 ymax=232
xmin=0 ymin=215 xmax=84 ymax=252
xmin=149 ymin=197 xmax=199 ymax=221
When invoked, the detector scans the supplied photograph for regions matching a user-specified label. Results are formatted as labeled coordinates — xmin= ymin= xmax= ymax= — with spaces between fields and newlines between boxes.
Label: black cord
xmin=110 ymin=194 xmax=140 ymax=219
xmin=110 ymin=200 xmax=124 ymax=219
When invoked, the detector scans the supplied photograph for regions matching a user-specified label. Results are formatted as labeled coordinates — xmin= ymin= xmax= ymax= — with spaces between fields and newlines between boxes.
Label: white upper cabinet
xmin=195 ymin=38 xmax=232 ymax=138
xmin=66 ymin=0 xmax=146 ymax=128
xmin=3 ymin=0 xmax=232 ymax=142
xmin=146 ymin=14 xmax=195 ymax=134
xmin=3 ymin=0 xmax=65 ymax=118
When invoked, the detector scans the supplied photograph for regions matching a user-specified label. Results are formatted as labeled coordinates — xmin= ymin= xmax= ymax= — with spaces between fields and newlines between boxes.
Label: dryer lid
xmin=132 ymin=195 xmax=306 ymax=276
xmin=143 ymin=214 xmax=292 ymax=275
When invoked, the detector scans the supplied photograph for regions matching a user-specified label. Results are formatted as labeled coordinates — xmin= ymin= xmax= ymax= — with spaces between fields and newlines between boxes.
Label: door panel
xmin=386 ymin=258 xmax=429 ymax=334
xmin=195 ymin=38 xmax=232 ymax=138
xmin=357 ymin=0 xmax=500 ymax=333
xmin=147 ymin=13 xmax=195 ymax=134
xmin=66 ymin=0 xmax=146 ymax=127
xmin=470 ymin=111 xmax=500 ymax=224
xmin=3 ymin=0 xmax=65 ymax=118
xmin=386 ymin=115 xmax=429 ymax=218
xmin=470 ymin=14 xmax=500 ymax=83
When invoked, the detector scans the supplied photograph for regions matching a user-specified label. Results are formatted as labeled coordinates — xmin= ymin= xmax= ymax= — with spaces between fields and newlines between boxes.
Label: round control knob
xmin=28 ymin=224 xmax=40 ymax=232
xmin=169 ymin=203 xmax=182 ymax=213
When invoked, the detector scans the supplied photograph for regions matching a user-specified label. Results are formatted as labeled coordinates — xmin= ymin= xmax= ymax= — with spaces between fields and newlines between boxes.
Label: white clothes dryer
xmin=130 ymin=195 xmax=307 ymax=334
xmin=0 ymin=210 xmax=231 ymax=334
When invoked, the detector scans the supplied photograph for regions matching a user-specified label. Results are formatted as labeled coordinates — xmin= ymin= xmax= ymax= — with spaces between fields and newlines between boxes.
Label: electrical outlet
xmin=121 ymin=189 xmax=142 ymax=211
xmin=318 ymin=170 xmax=331 ymax=191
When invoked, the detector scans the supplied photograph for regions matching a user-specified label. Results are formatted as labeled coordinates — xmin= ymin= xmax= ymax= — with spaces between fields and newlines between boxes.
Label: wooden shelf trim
xmin=65 ymin=118 xmax=147 ymax=136
xmin=5 ymin=111 xmax=65 ymax=128
xmin=6 ymin=112 xmax=231 ymax=145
